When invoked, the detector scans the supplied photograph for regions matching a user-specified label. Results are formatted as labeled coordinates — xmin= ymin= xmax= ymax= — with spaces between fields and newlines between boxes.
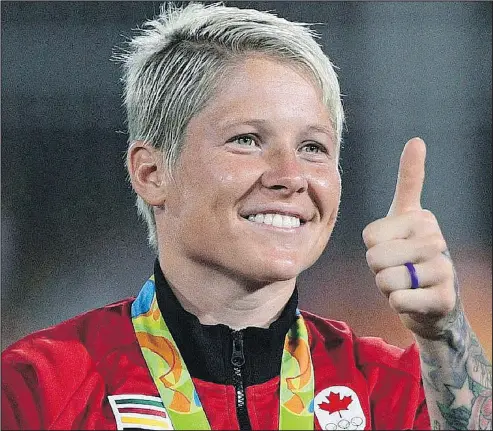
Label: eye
xmin=228 ymin=134 xmax=259 ymax=147
xmin=300 ymin=142 xmax=328 ymax=154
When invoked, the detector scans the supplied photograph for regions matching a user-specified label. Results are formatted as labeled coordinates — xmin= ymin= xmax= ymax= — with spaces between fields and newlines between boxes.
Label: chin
xmin=247 ymin=255 xmax=310 ymax=283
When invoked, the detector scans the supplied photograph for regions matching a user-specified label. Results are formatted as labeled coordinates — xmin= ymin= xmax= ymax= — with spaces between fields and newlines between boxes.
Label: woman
xmin=2 ymin=3 xmax=491 ymax=430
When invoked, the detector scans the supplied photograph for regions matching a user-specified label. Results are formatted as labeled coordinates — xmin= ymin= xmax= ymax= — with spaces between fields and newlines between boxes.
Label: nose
xmin=260 ymin=149 xmax=308 ymax=195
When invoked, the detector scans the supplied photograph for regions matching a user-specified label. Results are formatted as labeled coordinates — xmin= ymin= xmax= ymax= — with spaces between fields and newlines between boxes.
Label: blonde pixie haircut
xmin=118 ymin=2 xmax=344 ymax=251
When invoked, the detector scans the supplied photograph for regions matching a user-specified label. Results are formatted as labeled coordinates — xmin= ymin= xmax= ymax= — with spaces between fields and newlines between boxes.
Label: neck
xmin=157 ymin=257 xmax=296 ymax=330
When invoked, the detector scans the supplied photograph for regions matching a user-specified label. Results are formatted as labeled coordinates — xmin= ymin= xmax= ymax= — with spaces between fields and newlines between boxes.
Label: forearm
xmin=416 ymin=310 xmax=492 ymax=430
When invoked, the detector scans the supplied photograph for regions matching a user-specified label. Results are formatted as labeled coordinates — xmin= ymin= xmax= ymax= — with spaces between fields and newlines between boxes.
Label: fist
xmin=362 ymin=138 xmax=457 ymax=339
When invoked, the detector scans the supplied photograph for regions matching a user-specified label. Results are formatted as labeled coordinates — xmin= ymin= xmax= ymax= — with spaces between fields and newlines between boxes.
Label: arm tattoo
xmin=419 ymin=257 xmax=492 ymax=430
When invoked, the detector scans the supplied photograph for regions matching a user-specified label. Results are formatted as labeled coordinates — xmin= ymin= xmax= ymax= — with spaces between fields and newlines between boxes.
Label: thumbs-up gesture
xmin=362 ymin=138 xmax=457 ymax=339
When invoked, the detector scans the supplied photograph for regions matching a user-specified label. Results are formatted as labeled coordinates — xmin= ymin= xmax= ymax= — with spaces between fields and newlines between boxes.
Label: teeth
xmin=272 ymin=214 xmax=283 ymax=228
xmin=282 ymin=215 xmax=292 ymax=227
xmin=246 ymin=213 xmax=301 ymax=228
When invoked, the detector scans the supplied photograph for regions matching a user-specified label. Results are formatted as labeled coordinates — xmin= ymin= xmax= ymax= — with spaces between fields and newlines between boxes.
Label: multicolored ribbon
xmin=131 ymin=276 xmax=314 ymax=430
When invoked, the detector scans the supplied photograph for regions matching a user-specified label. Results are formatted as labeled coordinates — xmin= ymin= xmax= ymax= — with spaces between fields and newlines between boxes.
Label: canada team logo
xmin=108 ymin=394 xmax=174 ymax=430
xmin=314 ymin=386 xmax=366 ymax=430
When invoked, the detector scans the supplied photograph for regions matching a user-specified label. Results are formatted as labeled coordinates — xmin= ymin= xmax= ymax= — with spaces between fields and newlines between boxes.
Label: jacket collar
xmin=153 ymin=259 xmax=299 ymax=386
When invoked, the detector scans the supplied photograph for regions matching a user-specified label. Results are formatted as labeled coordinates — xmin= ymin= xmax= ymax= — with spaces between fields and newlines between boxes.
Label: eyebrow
xmin=217 ymin=118 xmax=269 ymax=130
xmin=218 ymin=118 xmax=334 ymax=137
xmin=304 ymin=124 xmax=333 ymax=137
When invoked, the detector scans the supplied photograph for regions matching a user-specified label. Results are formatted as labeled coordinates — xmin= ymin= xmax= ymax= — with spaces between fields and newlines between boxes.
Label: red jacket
xmin=2 ymin=297 xmax=430 ymax=430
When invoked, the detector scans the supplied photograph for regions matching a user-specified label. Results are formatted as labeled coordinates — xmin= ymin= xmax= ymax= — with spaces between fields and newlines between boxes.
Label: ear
xmin=127 ymin=141 xmax=168 ymax=206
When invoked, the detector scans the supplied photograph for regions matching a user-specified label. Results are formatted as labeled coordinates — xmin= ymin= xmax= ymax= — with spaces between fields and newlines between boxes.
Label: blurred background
xmin=2 ymin=2 xmax=491 ymax=356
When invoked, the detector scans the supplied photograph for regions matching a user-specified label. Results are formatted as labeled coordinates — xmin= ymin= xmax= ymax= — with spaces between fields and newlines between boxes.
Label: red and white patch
xmin=314 ymin=386 xmax=366 ymax=430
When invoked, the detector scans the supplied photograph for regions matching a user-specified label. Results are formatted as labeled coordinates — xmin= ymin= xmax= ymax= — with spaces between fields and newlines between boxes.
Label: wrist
xmin=414 ymin=311 xmax=471 ymax=358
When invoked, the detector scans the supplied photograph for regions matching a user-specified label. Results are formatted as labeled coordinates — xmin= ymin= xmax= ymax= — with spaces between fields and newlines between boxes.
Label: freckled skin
xmin=158 ymin=56 xmax=341 ymax=284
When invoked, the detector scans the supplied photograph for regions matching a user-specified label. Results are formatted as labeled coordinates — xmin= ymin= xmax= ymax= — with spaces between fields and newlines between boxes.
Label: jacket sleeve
xmin=2 ymin=358 xmax=43 ymax=430
xmin=413 ymin=384 xmax=432 ymax=430
xmin=1 ymin=337 xmax=93 ymax=430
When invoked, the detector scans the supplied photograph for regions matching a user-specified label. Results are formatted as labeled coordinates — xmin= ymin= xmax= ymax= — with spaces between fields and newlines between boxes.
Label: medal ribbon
xmin=131 ymin=276 xmax=314 ymax=430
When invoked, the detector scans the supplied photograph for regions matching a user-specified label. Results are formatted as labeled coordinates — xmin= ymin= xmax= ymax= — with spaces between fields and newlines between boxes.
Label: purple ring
xmin=405 ymin=262 xmax=419 ymax=289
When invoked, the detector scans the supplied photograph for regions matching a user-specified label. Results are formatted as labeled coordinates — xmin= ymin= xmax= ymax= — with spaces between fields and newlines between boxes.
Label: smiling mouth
xmin=242 ymin=213 xmax=305 ymax=228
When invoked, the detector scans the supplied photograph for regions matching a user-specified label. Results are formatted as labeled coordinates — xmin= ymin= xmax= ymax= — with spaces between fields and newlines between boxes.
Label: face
xmin=158 ymin=56 xmax=341 ymax=283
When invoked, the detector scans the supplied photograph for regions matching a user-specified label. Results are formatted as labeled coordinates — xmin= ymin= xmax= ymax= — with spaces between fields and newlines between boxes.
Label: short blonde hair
xmin=117 ymin=2 xmax=344 ymax=251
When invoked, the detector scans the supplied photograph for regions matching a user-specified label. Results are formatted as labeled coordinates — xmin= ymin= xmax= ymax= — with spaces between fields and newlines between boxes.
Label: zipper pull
xmin=231 ymin=330 xmax=245 ymax=367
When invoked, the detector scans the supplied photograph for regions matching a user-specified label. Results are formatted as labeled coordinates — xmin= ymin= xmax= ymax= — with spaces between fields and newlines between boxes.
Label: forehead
xmin=218 ymin=54 xmax=322 ymax=99
xmin=197 ymin=55 xmax=332 ymax=131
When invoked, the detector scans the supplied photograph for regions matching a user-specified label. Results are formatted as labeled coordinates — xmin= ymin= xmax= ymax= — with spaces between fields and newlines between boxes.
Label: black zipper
xmin=231 ymin=330 xmax=252 ymax=431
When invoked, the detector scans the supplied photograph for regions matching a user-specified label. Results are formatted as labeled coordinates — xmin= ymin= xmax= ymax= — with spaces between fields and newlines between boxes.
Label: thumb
xmin=388 ymin=137 xmax=426 ymax=216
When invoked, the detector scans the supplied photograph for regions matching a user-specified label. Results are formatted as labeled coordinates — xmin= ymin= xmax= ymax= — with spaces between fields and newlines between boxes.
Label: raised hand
xmin=362 ymin=138 xmax=457 ymax=338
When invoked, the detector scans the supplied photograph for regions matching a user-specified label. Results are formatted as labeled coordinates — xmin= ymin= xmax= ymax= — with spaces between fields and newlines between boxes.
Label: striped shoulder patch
xmin=108 ymin=394 xmax=174 ymax=430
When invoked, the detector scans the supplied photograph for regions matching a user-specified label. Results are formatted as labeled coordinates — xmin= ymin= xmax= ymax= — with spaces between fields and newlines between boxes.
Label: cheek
xmin=180 ymin=157 xmax=260 ymax=215
xmin=310 ymin=167 xmax=341 ymax=216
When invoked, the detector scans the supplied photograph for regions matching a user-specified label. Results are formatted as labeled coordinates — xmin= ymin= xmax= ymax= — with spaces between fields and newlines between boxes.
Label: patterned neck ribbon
xmin=131 ymin=277 xmax=315 ymax=430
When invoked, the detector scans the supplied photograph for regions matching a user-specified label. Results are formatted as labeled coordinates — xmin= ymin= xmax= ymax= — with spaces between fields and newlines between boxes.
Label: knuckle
xmin=430 ymin=233 xmax=447 ymax=254
xmin=421 ymin=209 xmax=437 ymax=223
xmin=431 ymin=254 xmax=454 ymax=283
xmin=375 ymin=270 xmax=387 ymax=289
xmin=375 ymin=269 xmax=395 ymax=296
xmin=362 ymin=225 xmax=374 ymax=247
xmin=440 ymin=292 xmax=456 ymax=315
xmin=365 ymin=248 xmax=375 ymax=266
xmin=418 ymin=210 xmax=439 ymax=232
xmin=415 ymin=303 xmax=432 ymax=315
xmin=388 ymin=292 xmax=405 ymax=313
xmin=419 ymin=234 xmax=446 ymax=258
xmin=366 ymin=247 xmax=383 ymax=272
xmin=441 ymin=256 xmax=455 ymax=278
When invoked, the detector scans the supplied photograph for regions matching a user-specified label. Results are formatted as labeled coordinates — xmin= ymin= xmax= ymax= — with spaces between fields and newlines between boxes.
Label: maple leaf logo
xmin=318 ymin=391 xmax=352 ymax=417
